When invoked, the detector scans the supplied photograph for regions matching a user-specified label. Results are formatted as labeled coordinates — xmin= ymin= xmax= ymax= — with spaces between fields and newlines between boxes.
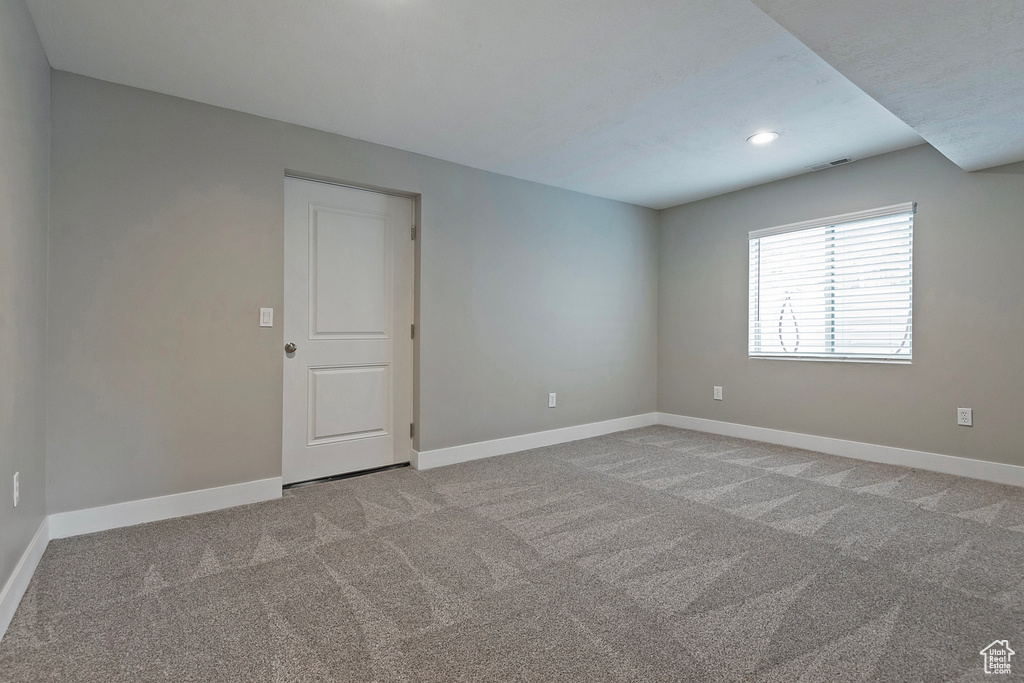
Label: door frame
xmin=282 ymin=171 xmax=420 ymax=481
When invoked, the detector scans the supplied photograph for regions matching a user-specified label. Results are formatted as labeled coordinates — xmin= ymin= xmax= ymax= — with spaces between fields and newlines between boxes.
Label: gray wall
xmin=47 ymin=72 xmax=659 ymax=514
xmin=659 ymin=144 xmax=1024 ymax=467
xmin=0 ymin=0 xmax=49 ymax=589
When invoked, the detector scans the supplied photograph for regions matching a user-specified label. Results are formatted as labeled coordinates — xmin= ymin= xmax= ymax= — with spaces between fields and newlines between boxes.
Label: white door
xmin=283 ymin=178 xmax=414 ymax=485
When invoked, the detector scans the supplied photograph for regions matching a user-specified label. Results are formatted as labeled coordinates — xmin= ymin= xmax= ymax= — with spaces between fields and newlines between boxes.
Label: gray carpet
xmin=2 ymin=426 xmax=1023 ymax=682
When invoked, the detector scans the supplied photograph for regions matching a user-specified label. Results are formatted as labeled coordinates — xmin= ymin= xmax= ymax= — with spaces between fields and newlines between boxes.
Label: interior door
xmin=283 ymin=177 xmax=414 ymax=485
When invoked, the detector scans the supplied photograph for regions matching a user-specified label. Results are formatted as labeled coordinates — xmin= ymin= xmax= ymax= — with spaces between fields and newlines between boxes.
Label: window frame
xmin=748 ymin=202 xmax=915 ymax=364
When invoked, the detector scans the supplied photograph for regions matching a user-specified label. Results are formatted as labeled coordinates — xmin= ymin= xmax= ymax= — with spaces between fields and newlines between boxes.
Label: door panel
xmin=311 ymin=206 xmax=390 ymax=338
xmin=284 ymin=178 xmax=413 ymax=484
xmin=309 ymin=365 xmax=389 ymax=443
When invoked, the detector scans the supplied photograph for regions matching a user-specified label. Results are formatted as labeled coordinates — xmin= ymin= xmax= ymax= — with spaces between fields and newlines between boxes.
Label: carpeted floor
xmin=2 ymin=426 xmax=1023 ymax=681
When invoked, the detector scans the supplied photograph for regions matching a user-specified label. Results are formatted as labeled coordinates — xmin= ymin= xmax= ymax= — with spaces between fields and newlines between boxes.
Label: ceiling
xmin=752 ymin=0 xmax=1024 ymax=173
xmin=22 ymin=0 xmax=1017 ymax=209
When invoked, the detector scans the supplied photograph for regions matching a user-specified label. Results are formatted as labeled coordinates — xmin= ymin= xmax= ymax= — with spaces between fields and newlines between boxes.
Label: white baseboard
xmin=412 ymin=413 xmax=659 ymax=470
xmin=0 ymin=517 xmax=49 ymax=643
xmin=48 ymin=477 xmax=283 ymax=539
xmin=657 ymin=413 xmax=1024 ymax=488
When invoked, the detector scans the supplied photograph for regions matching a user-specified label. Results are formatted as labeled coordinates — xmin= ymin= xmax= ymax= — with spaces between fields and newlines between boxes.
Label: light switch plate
xmin=259 ymin=308 xmax=274 ymax=327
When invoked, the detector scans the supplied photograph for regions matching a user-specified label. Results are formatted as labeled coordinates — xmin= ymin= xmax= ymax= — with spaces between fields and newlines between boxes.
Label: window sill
xmin=748 ymin=355 xmax=912 ymax=365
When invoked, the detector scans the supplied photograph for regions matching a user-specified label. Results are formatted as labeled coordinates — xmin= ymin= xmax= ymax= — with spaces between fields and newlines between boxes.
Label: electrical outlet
xmin=957 ymin=407 xmax=973 ymax=427
xmin=548 ymin=393 xmax=557 ymax=408
xmin=12 ymin=472 xmax=18 ymax=508
xmin=713 ymin=386 xmax=723 ymax=401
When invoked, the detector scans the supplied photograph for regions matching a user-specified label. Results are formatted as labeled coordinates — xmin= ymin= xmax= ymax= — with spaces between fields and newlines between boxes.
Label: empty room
xmin=1 ymin=0 xmax=1022 ymax=680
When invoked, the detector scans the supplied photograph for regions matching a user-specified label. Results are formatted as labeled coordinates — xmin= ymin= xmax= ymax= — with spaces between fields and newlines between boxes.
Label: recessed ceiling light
xmin=747 ymin=131 xmax=780 ymax=145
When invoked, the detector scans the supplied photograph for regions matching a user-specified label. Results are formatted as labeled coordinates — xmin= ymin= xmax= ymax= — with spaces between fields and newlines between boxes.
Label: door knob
xmin=285 ymin=342 xmax=297 ymax=354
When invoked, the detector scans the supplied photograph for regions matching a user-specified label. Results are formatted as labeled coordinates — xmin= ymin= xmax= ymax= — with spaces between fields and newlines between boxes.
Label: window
xmin=748 ymin=202 xmax=914 ymax=363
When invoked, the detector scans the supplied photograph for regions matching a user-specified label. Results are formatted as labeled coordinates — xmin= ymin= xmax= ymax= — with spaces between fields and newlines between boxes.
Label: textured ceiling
xmin=25 ymin=0 xmax=925 ymax=208
xmin=752 ymin=0 xmax=1024 ymax=172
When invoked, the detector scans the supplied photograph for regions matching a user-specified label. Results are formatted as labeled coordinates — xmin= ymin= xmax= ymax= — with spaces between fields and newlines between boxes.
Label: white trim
xmin=748 ymin=201 xmax=915 ymax=239
xmin=656 ymin=413 xmax=1024 ymax=488
xmin=412 ymin=413 xmax=659 ymax=470
xmin=48 ymin=477 xmax=283 ymax=539
xmin=0 ymin=517 xmax=49 ymax=643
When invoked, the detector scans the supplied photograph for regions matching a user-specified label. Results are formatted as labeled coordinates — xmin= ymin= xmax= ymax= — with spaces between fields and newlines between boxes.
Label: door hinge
xmin=411 ymin=324 xmax=415 ymax=339
xmin=410 ymin=423 xmax=415 ymax=438
xmin=411 ymin=225 xmax=416 ymax=240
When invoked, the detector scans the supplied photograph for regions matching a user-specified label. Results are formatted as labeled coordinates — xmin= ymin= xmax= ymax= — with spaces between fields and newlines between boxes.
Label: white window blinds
xmin=748 ymin=202 xmax=914 ymax=362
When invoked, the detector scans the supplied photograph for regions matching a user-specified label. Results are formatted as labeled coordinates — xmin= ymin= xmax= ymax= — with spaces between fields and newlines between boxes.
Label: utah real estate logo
xmin=980 ymin=640 xmax=1014 ymax=675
